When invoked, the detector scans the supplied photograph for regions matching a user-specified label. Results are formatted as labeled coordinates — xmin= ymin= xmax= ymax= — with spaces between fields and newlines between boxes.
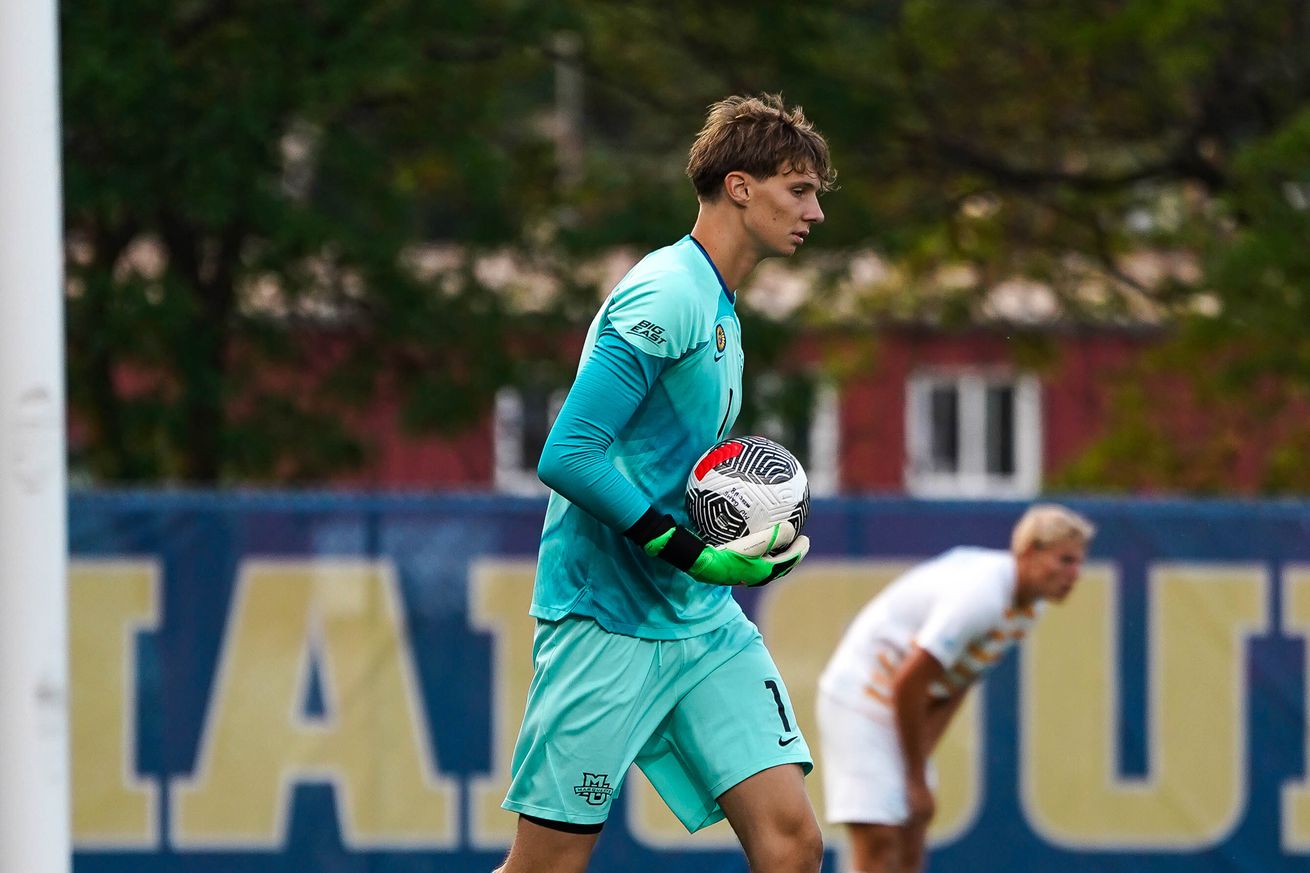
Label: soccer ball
xmin=686 ymin=436 xmax=810 ymax=553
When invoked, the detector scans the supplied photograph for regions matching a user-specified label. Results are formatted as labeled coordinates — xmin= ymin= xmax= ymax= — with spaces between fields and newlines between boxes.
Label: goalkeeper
xmin=496 ymin=94 xmax=836 ymax=873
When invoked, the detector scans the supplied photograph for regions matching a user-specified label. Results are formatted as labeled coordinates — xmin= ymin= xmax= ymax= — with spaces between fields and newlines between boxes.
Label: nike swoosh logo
xmin=778 ymin=735 xmax=799 ymax=747
xmin=714 ymin=351 xmax=725 ymax=362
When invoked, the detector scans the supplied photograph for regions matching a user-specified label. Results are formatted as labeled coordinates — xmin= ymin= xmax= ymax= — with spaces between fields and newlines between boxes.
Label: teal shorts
xmin=502 ymin=612 xmax=813 ymax=833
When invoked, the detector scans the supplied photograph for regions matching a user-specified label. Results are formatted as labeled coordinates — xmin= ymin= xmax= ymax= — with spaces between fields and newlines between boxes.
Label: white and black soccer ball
xmin=686 ymin=436 xmax=810 ymax=552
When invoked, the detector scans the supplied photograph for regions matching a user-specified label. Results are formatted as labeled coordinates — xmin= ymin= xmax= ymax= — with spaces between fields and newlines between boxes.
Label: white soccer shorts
xmin=815 ymin=691 xmax=935 ymax=826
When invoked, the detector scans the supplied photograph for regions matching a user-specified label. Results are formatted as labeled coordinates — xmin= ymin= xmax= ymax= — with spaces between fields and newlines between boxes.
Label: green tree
xmin=531 ymin=2 xmax=1303 ymax=297
xmin=554 ymin=0 xmax=1310 ymax=492
xmin=63 ymin=0 xmax=569 ymax=482
xmin=850 ymin=0 xmax=1310 ymax=492
xmin=66 ymin=0 xmax=1310 ymax=490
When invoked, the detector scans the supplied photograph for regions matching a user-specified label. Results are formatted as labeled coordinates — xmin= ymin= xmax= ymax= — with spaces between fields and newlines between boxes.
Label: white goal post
xmin=0 ymin=0 xmax=71 ymax=869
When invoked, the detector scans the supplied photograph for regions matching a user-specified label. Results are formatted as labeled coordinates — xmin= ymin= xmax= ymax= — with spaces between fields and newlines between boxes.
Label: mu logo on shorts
xmin=574 ymin=772 xmax=614 ymax=806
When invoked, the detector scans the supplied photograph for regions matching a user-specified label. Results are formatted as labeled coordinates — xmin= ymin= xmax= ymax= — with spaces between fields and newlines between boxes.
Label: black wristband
xmin=656 ymin=525 xmax=705 ymax=572
xmin=623 ymin=507 xmax=676 ymax=546
xmin=622 ymin=507 xmax=704 ymax=572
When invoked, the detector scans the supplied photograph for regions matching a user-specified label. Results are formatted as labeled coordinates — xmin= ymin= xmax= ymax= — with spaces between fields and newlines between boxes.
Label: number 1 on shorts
xmin=764 ymin=679 xmax=792 ymax=732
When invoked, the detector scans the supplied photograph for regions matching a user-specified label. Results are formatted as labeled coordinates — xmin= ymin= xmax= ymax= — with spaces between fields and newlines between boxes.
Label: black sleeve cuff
xmin=623 ymin=507 xmax=704 ymax=572
xmin=657 ymin=526 xmax=705 ymax=572
xmin=623 ymin=507 xmax=676 ymax=546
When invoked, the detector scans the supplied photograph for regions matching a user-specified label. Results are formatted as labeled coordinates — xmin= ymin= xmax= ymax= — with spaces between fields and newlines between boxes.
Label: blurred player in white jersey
xmin=816 ymin=504 xmax=1096 ymax=873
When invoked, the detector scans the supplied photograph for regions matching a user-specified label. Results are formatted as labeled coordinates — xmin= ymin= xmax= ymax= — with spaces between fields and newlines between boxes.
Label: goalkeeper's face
xmin=741 ymin=167 xmax=826 ymax=258
xmin=1018 ymin=536 xmax=1087 ymax=603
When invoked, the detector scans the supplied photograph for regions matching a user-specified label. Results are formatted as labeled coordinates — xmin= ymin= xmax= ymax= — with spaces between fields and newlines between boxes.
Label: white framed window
xmin=905 ymin=369 xmax=1041 ymax=499
xmin=493 ymin=385 xmax=565 ymax=494
xmin=735 ymin=371 xmax=840 ymax=497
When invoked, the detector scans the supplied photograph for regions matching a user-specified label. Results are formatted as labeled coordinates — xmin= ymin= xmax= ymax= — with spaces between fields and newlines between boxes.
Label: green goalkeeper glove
xmin=624 ymin=509 xmax=809 ymax=588
xmin=685 ymin=525 xmax=809 ymax=586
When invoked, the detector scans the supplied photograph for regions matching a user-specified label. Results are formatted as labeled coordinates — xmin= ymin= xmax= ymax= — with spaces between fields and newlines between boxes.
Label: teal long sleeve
xmin=537 ymin=325 xmax=668 ymax=531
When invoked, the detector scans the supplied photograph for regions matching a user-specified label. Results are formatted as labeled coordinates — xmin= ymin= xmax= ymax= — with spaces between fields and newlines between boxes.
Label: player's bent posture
xmin=494 ymin=94 xmax=837 ymax=873
xmin=816 ymin=504 xmax=1096 ymax=873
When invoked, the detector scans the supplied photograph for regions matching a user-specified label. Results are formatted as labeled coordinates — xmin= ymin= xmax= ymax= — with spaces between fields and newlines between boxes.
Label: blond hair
xmin=1011 ymin=504 xmax=1096 ymax=553
xmin=686 ymin=93 xmax=837 ymax=200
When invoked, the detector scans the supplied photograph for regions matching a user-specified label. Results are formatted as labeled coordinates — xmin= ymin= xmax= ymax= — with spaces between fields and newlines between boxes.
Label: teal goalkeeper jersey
xmin=531 ymin=236 xmax=745 ymax=639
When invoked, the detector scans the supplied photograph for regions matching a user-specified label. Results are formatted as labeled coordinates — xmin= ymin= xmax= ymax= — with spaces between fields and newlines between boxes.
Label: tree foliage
xmin=63 ymin=0 xmax=1310 ymax=489
xmin=64 ymin=0 xmax=566 ymax=481
xmin=561 ymin=0 xmax=1310 ymax=494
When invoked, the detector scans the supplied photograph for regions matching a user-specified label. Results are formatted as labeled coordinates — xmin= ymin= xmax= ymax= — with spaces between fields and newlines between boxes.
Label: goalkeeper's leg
xmin=493 ymin=814 xmax=599 ymax=873
xmin=719 ymin=764 xmax=824 ymax=873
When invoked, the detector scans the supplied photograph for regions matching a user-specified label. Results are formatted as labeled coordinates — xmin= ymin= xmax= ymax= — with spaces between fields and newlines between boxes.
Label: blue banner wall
xmin=68 ymin=492 xmax=1310 ymax=872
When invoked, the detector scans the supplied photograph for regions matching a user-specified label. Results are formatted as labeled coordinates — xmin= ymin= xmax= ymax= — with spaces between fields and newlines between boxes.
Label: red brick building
xmin=331 ymin=323 xmax=1164 ymax=499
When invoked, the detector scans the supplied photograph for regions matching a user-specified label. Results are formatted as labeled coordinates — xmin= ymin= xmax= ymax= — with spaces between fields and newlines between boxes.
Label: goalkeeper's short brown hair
xmin=686 ymin=93 xmax=837 ymax=201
